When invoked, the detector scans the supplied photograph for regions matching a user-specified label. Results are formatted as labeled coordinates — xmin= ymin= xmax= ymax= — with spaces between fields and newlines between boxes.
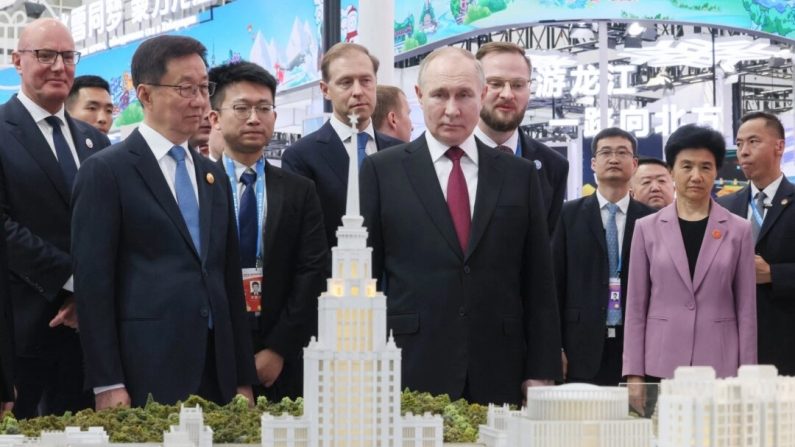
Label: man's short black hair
xmin=591 ymin=127 xmax=638 ymax=155
xmin=637 ymin=157 xmax=669 ymax=170
xmin=664 ymin=124 xmax=726 ymax=169
xmin=207 ymin=61 xmax=277 ymax=110
xmin=131 ymin=35 xmax=207 ymax=88
xmin=66 ymin=75 xmax=110 ymax=107
xmin=740 ymin=111 xmax=785 ymax=139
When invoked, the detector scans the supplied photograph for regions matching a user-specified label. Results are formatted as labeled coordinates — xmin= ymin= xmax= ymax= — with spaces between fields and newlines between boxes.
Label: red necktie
xmin=445 ymin=146 xmax=471 ymax=252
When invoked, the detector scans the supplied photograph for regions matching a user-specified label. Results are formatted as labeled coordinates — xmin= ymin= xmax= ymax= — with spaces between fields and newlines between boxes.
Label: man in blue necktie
xmin=208 ymin=61 xmax=327 ymax=402
xmin=71 ymin=35 xmax=257 ymax=410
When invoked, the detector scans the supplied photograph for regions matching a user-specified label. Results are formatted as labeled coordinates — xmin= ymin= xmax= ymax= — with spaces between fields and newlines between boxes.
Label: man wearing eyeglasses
xmin=474 ymin=42 xmax=569 ymax=234
xmin=71 ymin=35 xmax=256 ymax=409
xmin=207 ymin=61 xmax=327 ymax=402
xmin=0 ymin=18 xmax=110 ymax=418
xmin=552 ymin=127 xmax=653 ymax=386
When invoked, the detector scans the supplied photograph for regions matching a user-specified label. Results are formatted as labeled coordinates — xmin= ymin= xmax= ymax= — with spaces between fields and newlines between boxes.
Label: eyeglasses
xmin=147 ymin=82 xmax=216 ymax=98
xmin=486 ymin=78 xmax=530 ymax=92
xmin=594 ymin=149 xmax=635 ymax=160
xmin=221 ymin=104 xmax=275 ymax=120
xmin=18 ymin=49 xmax=81 ymax=66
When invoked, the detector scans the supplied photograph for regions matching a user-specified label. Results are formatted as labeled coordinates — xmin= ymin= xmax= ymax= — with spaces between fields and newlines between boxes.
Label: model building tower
xmin=658 ymin=365 xmax=795 ymax=447
xmin=261 ymin=114 xmax=442 ymax=447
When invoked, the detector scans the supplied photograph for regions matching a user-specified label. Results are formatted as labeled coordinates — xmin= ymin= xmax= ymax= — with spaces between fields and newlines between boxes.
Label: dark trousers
xmin=196 ymin=330 xmax=224 ymax=405
xmin=568 ymin=326 xmax=624 ymax=386
xmin=14 ymin=329 xmax=92 ymax=419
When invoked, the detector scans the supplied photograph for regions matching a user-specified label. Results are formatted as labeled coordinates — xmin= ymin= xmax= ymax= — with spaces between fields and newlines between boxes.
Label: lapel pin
xmin=85 ymin=138 xmax=93 ymax=149
xmin=782 ymin=198 xmax=789 ymax=206
xmin=206 ymin=173 xmax=215 ymax=184
xmin=712 ymin=229 xmax=721 ymax=239
xmin=534 ymin=160 xmax=542 ymax=170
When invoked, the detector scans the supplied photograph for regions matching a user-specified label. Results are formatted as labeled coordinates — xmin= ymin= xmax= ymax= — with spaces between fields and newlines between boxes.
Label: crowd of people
xmin=0 ymin=17 xmax=793 ymax=419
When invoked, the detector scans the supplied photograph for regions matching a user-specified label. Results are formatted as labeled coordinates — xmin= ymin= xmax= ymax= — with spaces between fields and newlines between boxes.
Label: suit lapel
xmin=758 ymin=177 xmax=794 ymax=243
xmin=5 ymin=96 xmax=70 ymax=203
xmin=130 ymin=130 xmax=200 ymax=260
xmin=262 ymin=162 xmax=284 ymax=267
xmin=466 ymin=141 xmax=504 ymax=260
xmin=659 ymin=204 xmax=693 ymax=290
xmin=193 ymin=150 xmax=213 ymax=262
xmin=403 ymin=138 xmax=464 ymax=259
xmin=723 ymin=185 xmax=751 ymax=217
xmin=65 ymin=115 xmax=94 ymax=162
xmin=585 ymin=195 xmax=607 ymax=256
xmin=622 ymin=200 xmax=643 ymax=266
xmin=692 ymin=201 xmax=728 ymax=292
xmin=316 ymin=121 xmax=349 ymax=188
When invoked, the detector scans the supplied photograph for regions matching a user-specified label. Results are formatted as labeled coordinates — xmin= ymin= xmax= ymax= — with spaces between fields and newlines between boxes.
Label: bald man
xmin=0 ymin=18 xmax=109 ymax=417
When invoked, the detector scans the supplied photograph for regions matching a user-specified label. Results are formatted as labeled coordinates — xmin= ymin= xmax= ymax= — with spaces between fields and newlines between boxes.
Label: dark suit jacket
xmin=553 ymin=194 xmax=654 ymax=380
xmin=360 ymin=135 xmax=562 ymax=406
xmin=71 ymin=129 xmax=257 ymax=406
xmin=281 ymin=120 xmax=403 ymax=250
xmin=718 ymin=178 xmax=795 ymax=374
xmin=0 ymin=218 xmax=13 ymax=401
xmin=221 ymin=160 xmax=328 ymax=399
xmin=0 ymin=95 xmax=109 ymax=356
xmin=518 ymin=133 xmax=569 ymax=234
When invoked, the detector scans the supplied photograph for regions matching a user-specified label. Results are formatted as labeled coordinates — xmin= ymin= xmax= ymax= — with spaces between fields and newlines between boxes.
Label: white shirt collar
xmin=473 ymin=126 xmax=519 ymax=154
xmin=329 ymin=114 xmax=375 ymax=143
xmin=596 ymin=189 xmax=630 ymax=214
xmin=425 ymin=131 xmax=479 ymax=166
xmin=751 ymin=173 xmax=784 ymax=205
xmin=17 ymin=90 xmax=67 ymax=124
xmin=138 ymin=122 xmax=193 ymax=164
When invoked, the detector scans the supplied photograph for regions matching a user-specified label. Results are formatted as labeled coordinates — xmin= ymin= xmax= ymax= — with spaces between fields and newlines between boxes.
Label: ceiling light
xmin=627 ymin=22 xmax=645 ymax=37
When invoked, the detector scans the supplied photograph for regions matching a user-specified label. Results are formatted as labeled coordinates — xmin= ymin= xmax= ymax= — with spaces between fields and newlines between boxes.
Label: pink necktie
xmin=445 ymin=146 xmax=471 ymax=252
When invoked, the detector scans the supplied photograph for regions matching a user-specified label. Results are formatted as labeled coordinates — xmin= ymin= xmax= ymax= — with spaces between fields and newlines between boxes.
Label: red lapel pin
xmin=712 ymin=229 xmax=721 ymax=239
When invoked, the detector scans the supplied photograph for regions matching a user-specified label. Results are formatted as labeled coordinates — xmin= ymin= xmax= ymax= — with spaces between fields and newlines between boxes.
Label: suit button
xmin=687 ymin=302 xmax=695 ymax=310
xmin=459 ymin=306 xmax=466 ymax=317
xmin=463 ymin=265 xmax=471 ymax=274
xmin=200 ymin=308 xmax=209 ymax=317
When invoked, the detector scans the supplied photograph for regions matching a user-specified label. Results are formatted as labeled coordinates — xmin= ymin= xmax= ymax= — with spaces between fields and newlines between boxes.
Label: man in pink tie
xmin=360 ymin=47 xmax=561 ymax=406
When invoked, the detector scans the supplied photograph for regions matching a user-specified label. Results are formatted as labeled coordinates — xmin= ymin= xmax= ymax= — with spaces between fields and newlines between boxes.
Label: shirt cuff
xmin=94 ymin=384 xmax=124 ymax=395
xmin=63 ymin=275 xmax=74 ymax=292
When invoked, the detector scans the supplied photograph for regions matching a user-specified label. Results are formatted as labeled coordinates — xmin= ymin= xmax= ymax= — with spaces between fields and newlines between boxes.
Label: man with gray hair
xmin=361 ymin=47 xmax=562 ymax=406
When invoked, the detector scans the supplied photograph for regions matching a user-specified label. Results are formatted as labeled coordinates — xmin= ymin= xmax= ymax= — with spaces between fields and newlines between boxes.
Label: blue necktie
xmin=44 ymin=116 xmax=78 ymax=188
xmin=238 ymin=170 xmax=258 ymax=268
xmin=167 ymin=146 xmax=201 ymax=254
xmin=357 ymin=132 xmax=369 ymax=166
xmin=605 ymin=203 xmax=622 ymax=326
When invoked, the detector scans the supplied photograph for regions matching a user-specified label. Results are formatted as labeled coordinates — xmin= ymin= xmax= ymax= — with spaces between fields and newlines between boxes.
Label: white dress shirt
xmin=223 ymin=155 xmax=268 ymax=225
xmin=595 ymin=190 xmax=630 ymax=256
xmin=17 ymin=90 xmax=80 ymax=169
xmin=138 ymin=122 xmax=199 ymax=204
xmin=474 ymin=127 xmax=520 ymax=155
xmin=426 ymin=132 xmax=479 ymax=218
xmin=747 ymin=173 xmax=784 ymax=220
xmin=329 ymin=114 xmax=377 ymax=155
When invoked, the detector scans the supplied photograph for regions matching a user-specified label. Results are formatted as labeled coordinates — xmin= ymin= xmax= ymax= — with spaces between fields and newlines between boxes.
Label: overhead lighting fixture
xmin=627 ymin=22 xmax=646 ymax=37
xmin=23 ymin=1 xmax=46 ymax=18
xmin=620 ymin=35 xmax=791 ymax=68
xmin=644 ymin=72 xmax=674 ymax=91
xmin=570 ymin=26 xmax=595 ymax=42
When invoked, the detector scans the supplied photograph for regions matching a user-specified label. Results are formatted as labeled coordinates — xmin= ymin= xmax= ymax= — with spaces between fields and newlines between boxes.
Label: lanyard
xmin=750 ymin=193 xmax=765 ymax=229
xmin=224 ymin=155 xmax=266 ymax=261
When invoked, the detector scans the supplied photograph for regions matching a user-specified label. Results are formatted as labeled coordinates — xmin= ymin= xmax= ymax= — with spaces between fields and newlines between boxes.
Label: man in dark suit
xmin=1 ymin=217 xmax=14 ymax=417
xmin=553 ymin=127 xmax=653 ymax=386
xmin=361 ymin=47 xmax=562 ymax=406
xmin=474 ymin=42 xmax=569 ymax=234
xmin=208 ymin=61 xmax=327 ymax=400
xmin=717 ymin=111 xmax=795 ymax=375
xmin=281 ymin=43 xmax=402 ymax=251
xmin=0 ymin=18 xmax=109 ymax=418
xmin=71 ymin=35 xmax=256 ymax=410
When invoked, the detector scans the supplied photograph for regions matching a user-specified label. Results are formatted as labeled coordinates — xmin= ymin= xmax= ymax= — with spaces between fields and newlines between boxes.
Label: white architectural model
xmin=163 ymin=405 xmax=213 ymax=447
xmin=261 ymin=114 xmax=443 ymax=447
xmin=478 ymin=383 xmax=651 ymax=447
xmin=0 ymin=427 xmax=109 ymax=447
xmin=658 ymin=365 xmax=795 ymax=447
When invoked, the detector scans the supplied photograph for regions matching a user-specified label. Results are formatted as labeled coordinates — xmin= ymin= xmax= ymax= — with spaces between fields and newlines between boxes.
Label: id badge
xmin=606 ymin=276 xmax=622 ymax=328
xmin=242 ymin=268 xmax=262 ymax=314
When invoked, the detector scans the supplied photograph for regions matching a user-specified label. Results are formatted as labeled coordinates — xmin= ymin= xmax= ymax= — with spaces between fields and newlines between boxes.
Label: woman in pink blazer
xmin=623 ymin=125 xmax=757 ymax=411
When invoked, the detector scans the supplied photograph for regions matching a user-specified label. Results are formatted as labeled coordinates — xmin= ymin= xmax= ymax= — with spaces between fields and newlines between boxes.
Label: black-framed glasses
xmin=18 ymin=49 xmax=81 ymax=65
xmin=221 ymin=104 xmax=275 ymax=120
xmin=147 ymin=82 xmax=216 ymax=98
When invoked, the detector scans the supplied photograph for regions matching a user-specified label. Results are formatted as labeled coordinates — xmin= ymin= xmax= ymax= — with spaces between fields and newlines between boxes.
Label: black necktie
xmin=44 ymin=116 xmax=77 ymax=188
xmin=239 ymin=170 xmax=258 ymax=268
